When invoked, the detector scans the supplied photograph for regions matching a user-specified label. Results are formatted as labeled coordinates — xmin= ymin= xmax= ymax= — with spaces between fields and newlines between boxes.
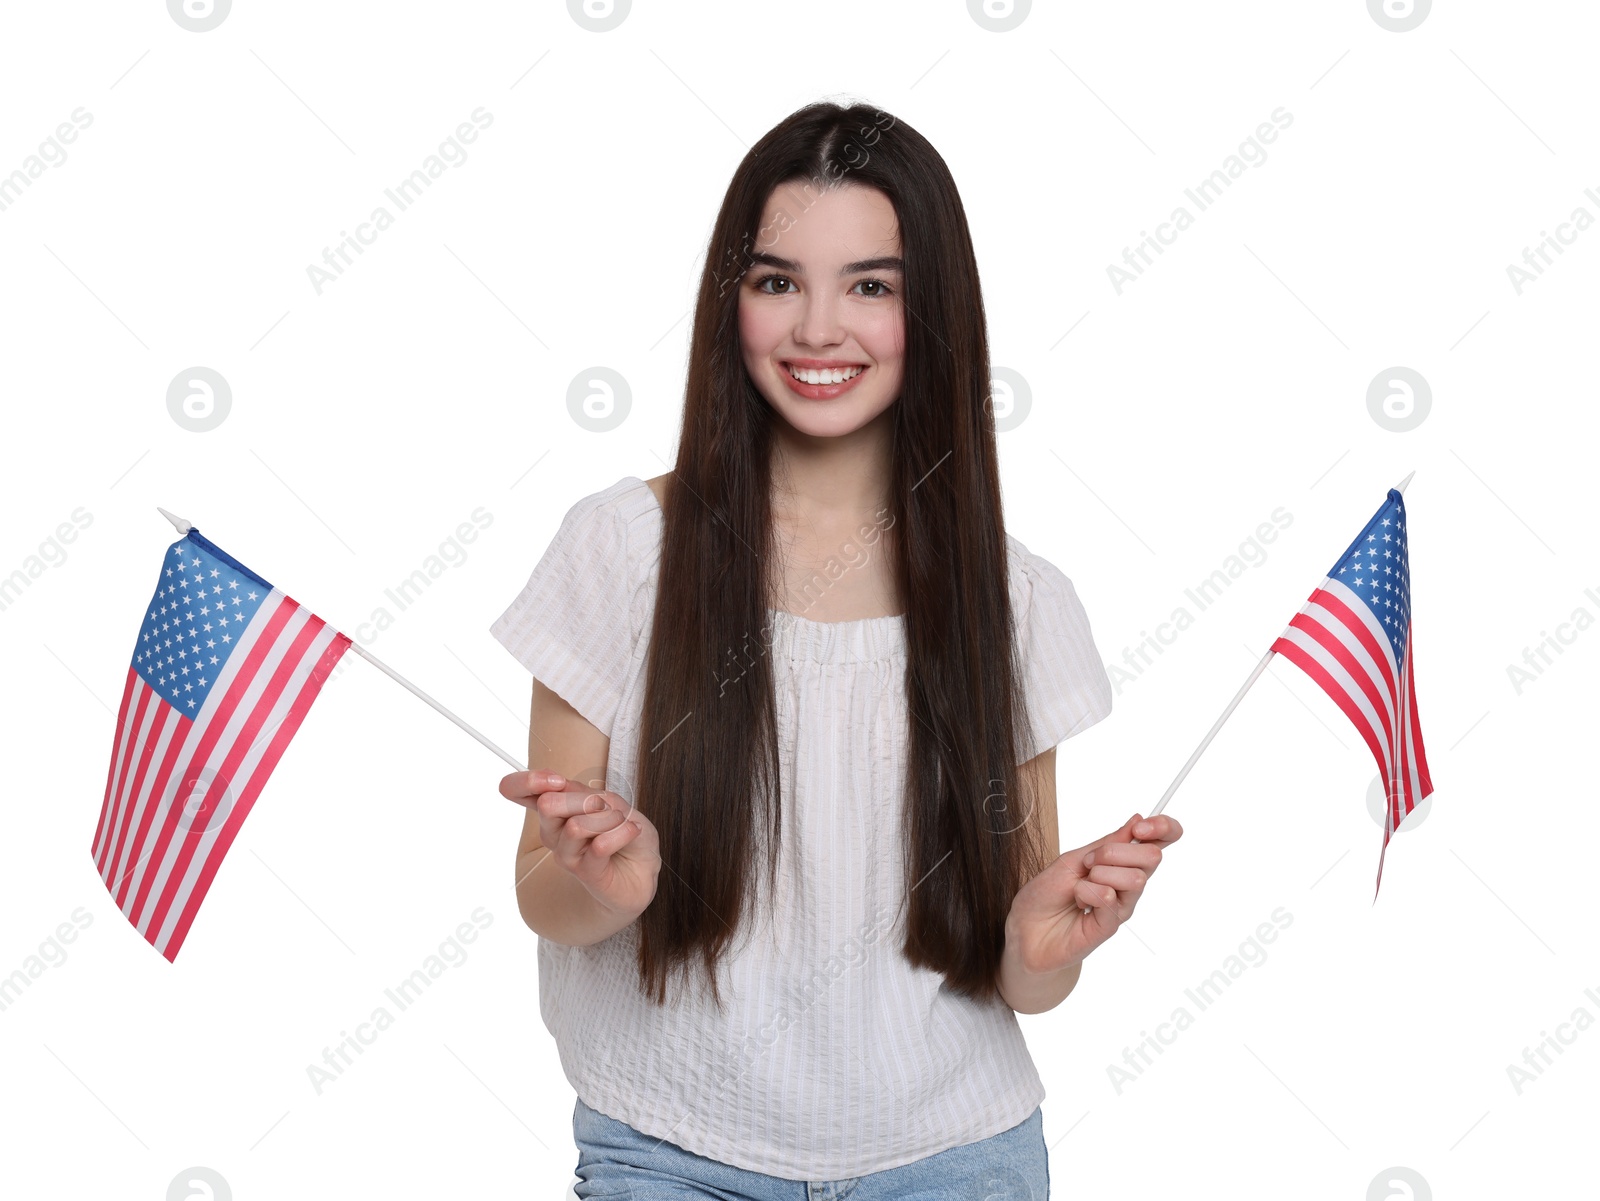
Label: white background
xmin=1 ymin=2 xmax=1594 ymax=1198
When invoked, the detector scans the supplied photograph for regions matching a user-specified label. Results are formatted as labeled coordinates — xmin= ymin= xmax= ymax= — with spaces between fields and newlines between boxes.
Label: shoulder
xmin=1004 ymin=532 xmax=1081 ymax=615
xmin=557 ymin=475 xmax=647 ymax=529
xmin=489 ymin=476 xmax=653 ymax=736
xmin=501 ymin=474 xmax=662 ymax=635
xmin=1004 ymin=530 xmax=1104 ymax=662
xmin=546 ymin=475 xmax=662 ymax=563
xmin=1003 ymin=530 xmax=1114 ymax=748
xmin=559 ymin=475 xmax=663 ymax=636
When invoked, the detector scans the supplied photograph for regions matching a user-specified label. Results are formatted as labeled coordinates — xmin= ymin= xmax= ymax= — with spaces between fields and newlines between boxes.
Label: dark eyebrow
xmin=749 ymin=252 xmax=904 ymax=276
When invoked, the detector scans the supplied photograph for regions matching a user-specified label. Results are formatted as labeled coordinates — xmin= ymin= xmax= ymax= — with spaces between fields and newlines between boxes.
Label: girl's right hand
xmin=502 ymin=771 xmax=662 ymax=921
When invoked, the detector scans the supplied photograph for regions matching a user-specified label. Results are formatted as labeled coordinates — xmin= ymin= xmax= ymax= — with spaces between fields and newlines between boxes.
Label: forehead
xmin=754 ymin=181 xmax=901 ymax=263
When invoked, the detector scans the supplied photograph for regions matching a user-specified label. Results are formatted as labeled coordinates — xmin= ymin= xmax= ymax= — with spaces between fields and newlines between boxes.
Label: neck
xmin=769 ymin=410 xmax=894 ymax=522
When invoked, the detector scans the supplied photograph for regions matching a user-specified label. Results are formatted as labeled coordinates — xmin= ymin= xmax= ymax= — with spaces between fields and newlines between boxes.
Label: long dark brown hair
xmin=632 ymin=99 xmax=1047 ymax=1008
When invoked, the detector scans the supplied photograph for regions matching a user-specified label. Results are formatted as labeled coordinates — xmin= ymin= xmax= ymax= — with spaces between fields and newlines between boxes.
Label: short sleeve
xmin=1013 ymin=543 xmax=1113 ymax=763
xmin=490 ymin=490 xmax=633 ymax=738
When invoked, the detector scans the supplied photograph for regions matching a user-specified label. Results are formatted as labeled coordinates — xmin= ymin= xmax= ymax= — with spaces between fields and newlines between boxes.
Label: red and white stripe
xmin=91 ymin=591 xmax=349 ymax=960
xmin=1269 ymin=577 xmax=1433 ymax=894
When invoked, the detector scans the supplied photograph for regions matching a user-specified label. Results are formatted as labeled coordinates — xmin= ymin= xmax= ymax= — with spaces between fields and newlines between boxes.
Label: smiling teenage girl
xmin=492 ymin=100 xmax=1181 ymax=1200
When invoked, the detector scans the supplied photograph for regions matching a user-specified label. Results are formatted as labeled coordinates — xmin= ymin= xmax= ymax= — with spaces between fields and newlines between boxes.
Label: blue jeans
xmin=571 ymin=1096 xmax=1049 ymax=1199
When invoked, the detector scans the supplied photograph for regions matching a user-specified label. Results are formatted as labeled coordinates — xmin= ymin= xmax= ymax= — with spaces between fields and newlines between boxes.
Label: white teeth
xmin=787 ymin=364 xmax=864 ymax=385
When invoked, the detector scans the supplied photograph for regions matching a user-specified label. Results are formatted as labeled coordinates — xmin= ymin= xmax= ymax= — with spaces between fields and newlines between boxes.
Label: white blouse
xmin=490 ymin=475 xmax=1113 ymax=1179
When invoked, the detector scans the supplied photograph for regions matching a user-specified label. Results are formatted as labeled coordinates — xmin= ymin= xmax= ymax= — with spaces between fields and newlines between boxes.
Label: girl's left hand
xmin=1004 ymin=813 xmax=1183 ymax=977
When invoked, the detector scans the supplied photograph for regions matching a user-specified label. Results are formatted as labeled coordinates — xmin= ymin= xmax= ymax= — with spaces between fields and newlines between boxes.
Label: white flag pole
xmin=157 ymin=508 xmax=527 ymax=773
xmin=1142 ymin=470 xmax=1414 ymax=823
xmin=344 ymin=642 xmax=525 ymax=770
xmin=1145 ymin=649 xmax=1275 ymax=819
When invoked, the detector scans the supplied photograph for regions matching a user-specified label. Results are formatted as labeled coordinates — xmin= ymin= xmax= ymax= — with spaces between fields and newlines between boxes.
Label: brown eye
xmin=755 ymin=275 xmax=794 ymax=295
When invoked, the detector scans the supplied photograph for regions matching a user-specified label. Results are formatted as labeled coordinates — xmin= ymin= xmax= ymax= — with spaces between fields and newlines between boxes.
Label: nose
xmin=794 ymin=290 xmax=846 ymax=349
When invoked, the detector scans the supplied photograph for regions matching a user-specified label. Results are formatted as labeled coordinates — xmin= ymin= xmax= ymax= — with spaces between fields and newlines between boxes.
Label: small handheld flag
xmin=1267 ymin=484 xmax=1433 ymax=894
xmin=94 ymin=508 xmax=528 ymax=962
xmin=1142 ymin=474 xmax=1435 ymax=899
xmin=91 ymin=524 xmax=351 ymax=961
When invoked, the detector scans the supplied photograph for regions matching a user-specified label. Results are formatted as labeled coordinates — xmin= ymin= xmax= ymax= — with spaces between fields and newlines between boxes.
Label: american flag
xmin=91 ymin=528 xmax=350 ymax=961
xmin=1268 ymin=487 xmax=1434 ymax=896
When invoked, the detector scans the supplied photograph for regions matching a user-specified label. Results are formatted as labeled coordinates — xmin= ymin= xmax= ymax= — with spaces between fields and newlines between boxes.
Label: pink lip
xmin=780 ymin=362 xmax=868 ymax=400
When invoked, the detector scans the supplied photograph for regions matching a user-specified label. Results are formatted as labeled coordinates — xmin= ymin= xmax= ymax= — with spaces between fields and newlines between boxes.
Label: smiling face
xmin=737 ymin=181 xmax=906 ymax=440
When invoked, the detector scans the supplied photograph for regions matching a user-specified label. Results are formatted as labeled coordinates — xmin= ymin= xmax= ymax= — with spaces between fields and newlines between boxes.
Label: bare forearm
xmin=997 ymin=917 xmax=1083 ymax=1015
xmin=515 ymin=848 xmax=638 ymax=946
